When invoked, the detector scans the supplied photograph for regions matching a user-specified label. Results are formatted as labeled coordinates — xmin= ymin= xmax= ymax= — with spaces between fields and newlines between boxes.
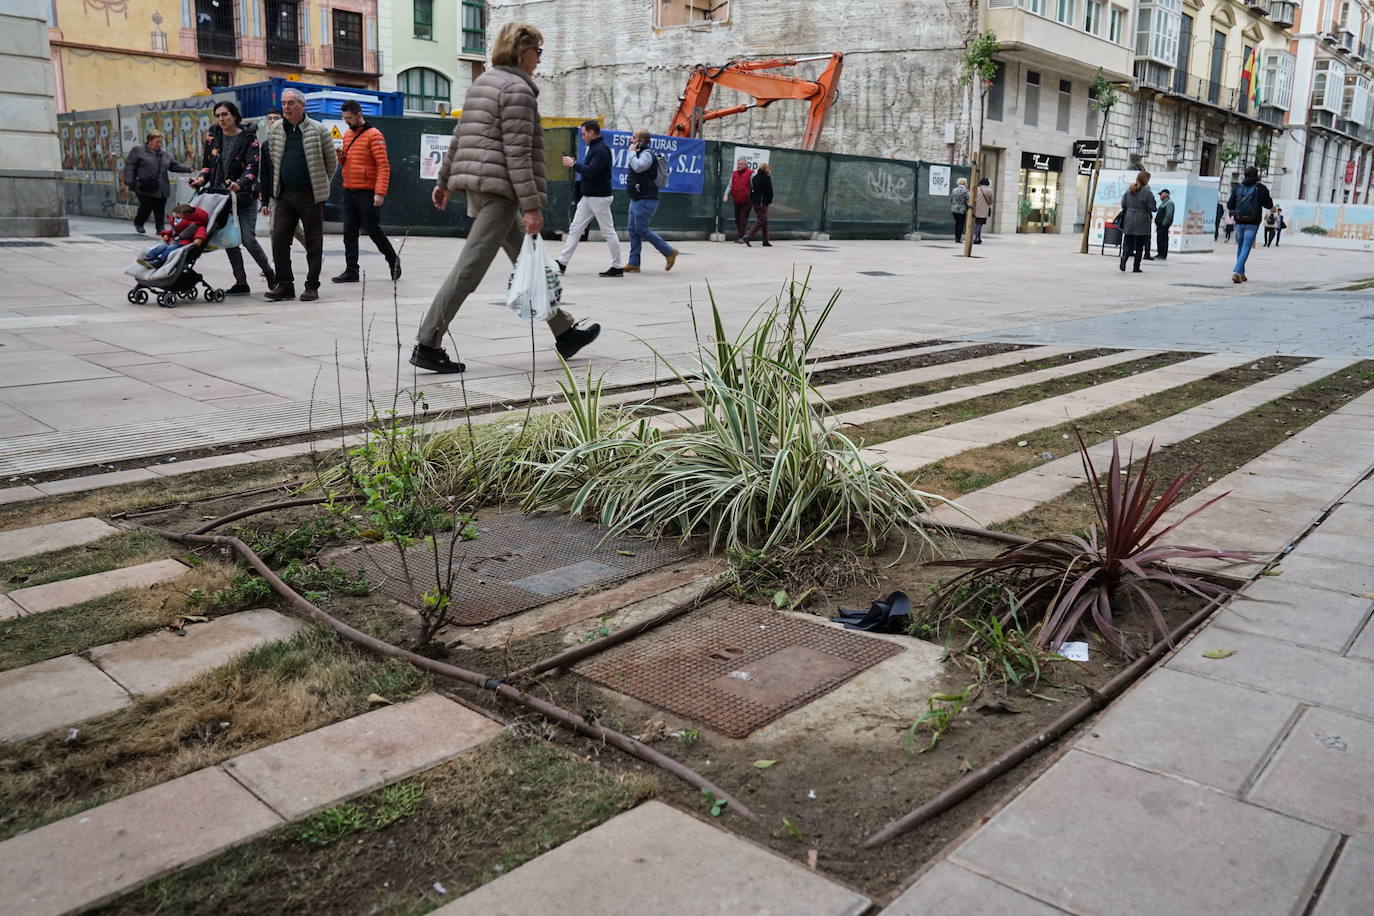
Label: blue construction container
xmin=229 ymin=78 xmax=404 ymax=118
xmin=302 ymin=90 xmax=382 ymax=118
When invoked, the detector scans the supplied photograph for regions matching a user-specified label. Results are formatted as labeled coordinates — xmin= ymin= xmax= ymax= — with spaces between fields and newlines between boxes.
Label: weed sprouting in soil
xmin=297 ymin=780 xmax=426 ymax=846
xmin=905 ymin=685 xmax=978 ymax=753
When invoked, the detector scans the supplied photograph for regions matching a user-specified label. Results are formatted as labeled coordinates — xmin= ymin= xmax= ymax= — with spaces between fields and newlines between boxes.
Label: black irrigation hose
xmin=187 ymin=496 xmax=334 ymax=535
xmin=860 ymin=595 xmax=1221 ymax=848
xmin=129 ymin=517 xmax=759 ymax=823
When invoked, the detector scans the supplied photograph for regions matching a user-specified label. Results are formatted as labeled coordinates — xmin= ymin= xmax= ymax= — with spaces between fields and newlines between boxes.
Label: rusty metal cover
xmin=576 ymin=605 xmax=904 ymax=738
xmin=331 ymin=511 xmax=688 ymax=626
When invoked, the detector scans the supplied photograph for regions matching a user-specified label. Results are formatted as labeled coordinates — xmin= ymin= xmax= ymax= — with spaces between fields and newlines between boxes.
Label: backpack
xmin=652 ymin=152 xmax=670 ymax=189
xmin=1234 ymin=184 xmax=1261 ymax=221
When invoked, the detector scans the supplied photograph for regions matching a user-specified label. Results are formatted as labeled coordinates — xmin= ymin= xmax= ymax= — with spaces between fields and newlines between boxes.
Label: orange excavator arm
xmin=667 ymin=52 xmax=844 ymax=151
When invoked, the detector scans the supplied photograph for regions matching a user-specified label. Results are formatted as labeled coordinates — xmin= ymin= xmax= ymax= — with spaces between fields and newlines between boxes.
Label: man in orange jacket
xmin=333 ymin=99 xmax=401 ymax=283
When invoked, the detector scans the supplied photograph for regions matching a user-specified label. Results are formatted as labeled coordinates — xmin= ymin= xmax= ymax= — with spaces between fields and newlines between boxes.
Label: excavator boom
xmin=667 ymin=52 xmax=844 ymax=151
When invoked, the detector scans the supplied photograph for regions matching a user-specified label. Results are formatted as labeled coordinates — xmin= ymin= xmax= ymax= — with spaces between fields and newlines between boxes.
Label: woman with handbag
xmin=1118 ymin=170 xmax=1156 ymax=273
xmin=189 ymin=101 xmax=275 ymax=295
xmin=121 ymin=131 xmax=194 ymax=236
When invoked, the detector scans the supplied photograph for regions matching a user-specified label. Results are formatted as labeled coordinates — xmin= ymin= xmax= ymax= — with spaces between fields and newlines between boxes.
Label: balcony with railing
xmin=1268 ymin=0 xmax=1295 ymax=26
xmin=196 ymin=27 xmax=239 ymax=60
xmin=320 ymin=45 xmax=376 ymax=74
xmin=1245 ymin=0 xmax=1269 ymax=15
xmin=266 ymin=36 xmax=299 ymax=66
xmin=983 ymin=0 xmax=1135 ymax=79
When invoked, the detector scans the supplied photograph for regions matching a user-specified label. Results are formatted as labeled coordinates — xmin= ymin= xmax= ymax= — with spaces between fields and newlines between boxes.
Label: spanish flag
xmin=1245 ymin=47 xmax=1261 ymax=105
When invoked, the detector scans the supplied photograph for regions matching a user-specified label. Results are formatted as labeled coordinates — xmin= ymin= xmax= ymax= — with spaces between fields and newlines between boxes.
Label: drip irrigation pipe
xmin=860 ymin=595 xmax=1221 ymax=848
xmin=508 ymin=579 xmax=731 ymax=681
xmin=129 ymin=520 xmax=759 ymax=823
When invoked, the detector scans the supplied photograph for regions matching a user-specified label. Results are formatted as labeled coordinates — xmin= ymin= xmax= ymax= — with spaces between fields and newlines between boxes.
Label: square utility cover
xmin=330 ymin=511 xmax=688 ymax=626
xmin=577 ymin=604 xmax=903 ymax=738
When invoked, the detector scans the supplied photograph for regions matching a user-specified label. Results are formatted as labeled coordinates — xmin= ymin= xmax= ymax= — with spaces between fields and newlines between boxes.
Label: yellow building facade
xmin=48 ymin=0 xmax=381 ymax=113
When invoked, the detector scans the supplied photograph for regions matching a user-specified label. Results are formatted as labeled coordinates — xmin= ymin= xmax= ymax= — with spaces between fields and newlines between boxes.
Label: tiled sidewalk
xmin=890 ymin=475 xmax=1374 ymax=915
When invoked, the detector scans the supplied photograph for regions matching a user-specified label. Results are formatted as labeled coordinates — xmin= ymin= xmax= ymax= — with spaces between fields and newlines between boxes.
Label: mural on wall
xmin=59 ymin=115 xmax=126 ymax=219
xmin=139 ymin=107 xmax=215 ymax=172
xmin=1273 ymin=200 xmax=1374 ymax=251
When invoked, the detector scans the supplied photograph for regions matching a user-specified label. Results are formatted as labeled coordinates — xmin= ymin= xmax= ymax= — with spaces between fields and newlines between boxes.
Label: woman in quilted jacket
xmin=412 ymin=21 xmax=601 ymax=374
xmin=189 ymin=101 xmax=275 ymax=295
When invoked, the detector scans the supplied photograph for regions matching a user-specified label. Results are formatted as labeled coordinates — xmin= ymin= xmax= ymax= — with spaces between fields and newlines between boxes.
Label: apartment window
xmin=654 ymin=0 xmax=730 ymax=28
xmin=1132 ymin=95 xmax=1152 ymax=154
xmin=462 ymin=1 xmax=486 ymax=53
xmin=1086 ymin=85 xmax=1100 ymax=135
xmin=1022 ymin=0 xmax=1045 ymax=16
xmin=1025 ymin=71 xmax=1041 ymax=126
xmin=332 ymin=9 xmax=363 ymax=71
xmin=399 ymin=67 xmax=451 ymax=111
xmin=1085 ymin=0 xmax=1103 ymax=34
xmin=206 ymin=69 xmax=232 ymax=88
xmin=1137 ymin=0 xmax=1181 ymax=64
xmin=265 ymin=0 xmax=299 ymax=66
xmin=1344 ymin=74 xmax=1370 ymax=124
xmin=1056 ymin=0 xmax=1075 ymax=25
xmin=1174 ymin=13 xmax=1192 ymax=93
xmin=1314 ymin=59 xmax=1348 ymax=111
xmin=414 ymin=0 xmax=433 ymax=40
xmin=1239 ymin=43 xmax=1254 ymax=113
xmin=1057 ymin=80 xmax=1072 ymax=131
xmin=1109 ymin=6 xmax=1125 ymax=42
xmin=1169 ymin=106 xmax=1185 ymax=158
xmin=987 ymin=63 xmax=1006 ymax=120
xmin=1209 ymin=30 xmax=1225 ymax=103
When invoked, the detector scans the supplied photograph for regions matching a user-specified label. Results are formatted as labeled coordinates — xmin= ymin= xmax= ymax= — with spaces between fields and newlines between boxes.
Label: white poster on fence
xmin=928 ymin=165 xmax=951 ymax=196
xmin=732 ymin=146 xmax=771 ymax=172
xmin=419 ymin=134 xmax=451 ymax=180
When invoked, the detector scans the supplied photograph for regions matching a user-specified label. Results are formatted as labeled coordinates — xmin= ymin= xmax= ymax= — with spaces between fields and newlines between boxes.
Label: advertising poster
xmin=1089 ymin=170 xmax=1216 ymax=252
xmin=574 ymin=130 xmax=707 ymax=194
xmin=928 ymin=165 xmax=951 ymax=197
xmin=419 ymin=134 xmax=451 ymax=180
xmin=1272 ymin=199 xmax=1374 ymax=251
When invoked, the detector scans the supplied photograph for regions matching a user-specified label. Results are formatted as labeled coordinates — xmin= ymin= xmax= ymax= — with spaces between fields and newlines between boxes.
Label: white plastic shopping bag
xmin=506 ymin=233 xmax=562 ymax=321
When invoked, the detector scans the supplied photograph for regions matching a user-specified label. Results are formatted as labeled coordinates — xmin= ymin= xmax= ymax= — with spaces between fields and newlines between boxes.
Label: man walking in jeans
xmin=1226 ymin=165 xmax=1274 ymax=283
xmin=258 ymin=88 xmax=336 ymax=301
xmin=624 ymin=129 xmax=678 ymax=273
xmin=333 ymin=99 xmax=401 ymax=284
xmin=558 ymin=121 xmax=622 ymax=277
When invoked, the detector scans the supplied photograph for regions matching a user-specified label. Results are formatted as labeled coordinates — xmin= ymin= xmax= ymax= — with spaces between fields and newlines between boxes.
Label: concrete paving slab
xmin=223 ymin=693 xmax=500 ymax=820
xmin=0 ymin=593 xmax=21 ymax=620
xmin=1271 ymin=553 xmax=1374 ymax=595
xmin=34 ymin=467 xmax=160 ymax=496
xmin=430 ymin=800 xmax=871 ymax=916
xmin=0 ymin=485 xmax=42 ymax=506
xmin=1344 ymin=478 xmax=1374 ymax=507
xmin=0 ymin=401 xmax=52 ymax=437
xmin=1216 ymin=579 xmax=1374 ymax=653
xmin=0 ymin=376 xmax=219 ymax=430
xmin=884 ymin=862 xmax=1067 ymax=915
xmin=0 ymin=654 xmax=130 ymax=742
xmin=1321 ymin=502 xmax=1374 ymax=539
xmin=1289 ymin=530 xmax=1374 ymax=567
xmin=1349 ymin=618 xmax=1374 ymax=664
xmin=88 ymin=609 xmax=304 ymax=696
xmin=9 ymin=558 xmax=189 ymax=615
xmin=1168 ymin=626 xmax=1374 ymax=719
xmin=1247 ymin=706 xmax=1374 ymax=835
xmin=1078 ymin=667 xmax=1298 ymax=795
xmin=0 ymin=516 xmax=119 ymax=563
xmin=1221 ymin=472 xmax=1365 ymax=510
xmin=0 ymin=349 xmax=116 ymax=387
xmin=145 ymin=451 xmax=266 ymax=477
xmin=0 ymin=766 xmax=282 ymax=916
xmin=929 ymin=491 xmax=1042 ymax=529
xmin=1311 ymin=835 xmax=1374 ymax=916
xmin=951 ymin=751 xmax=1338 ymax=916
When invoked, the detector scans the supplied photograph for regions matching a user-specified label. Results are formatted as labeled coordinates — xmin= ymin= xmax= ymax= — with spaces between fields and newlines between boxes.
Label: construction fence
xmin=59 ymin=108 xmax=970 ymax=240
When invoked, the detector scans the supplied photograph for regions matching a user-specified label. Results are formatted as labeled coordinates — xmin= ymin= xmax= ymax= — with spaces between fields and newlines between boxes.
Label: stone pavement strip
xmin=431 ymin=800 xmax=870 ymax=916
xmin=0 ymin=610 xmax=302 ymax=743
xmin=0 ymin=693 xmax=499 ymax=915
xmin=0 ymin=517 xmax=118 ymax=564
xmin=7 ymin=558 xmax=190 ymax=616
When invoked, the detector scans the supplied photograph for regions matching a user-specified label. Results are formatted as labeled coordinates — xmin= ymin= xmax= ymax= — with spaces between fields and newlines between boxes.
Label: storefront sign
xmin=1072 ymin=139 xmax=1104 ymax=159
xmin=577 ymin=131 xmax=707 ymax=194
xmin=1020 ymin=152 xmax=1065 ymax=172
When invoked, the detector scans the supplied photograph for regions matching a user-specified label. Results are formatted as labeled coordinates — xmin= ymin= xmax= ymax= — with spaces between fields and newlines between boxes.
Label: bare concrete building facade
xmin=487 ymin=0 xmax=977 ymax=162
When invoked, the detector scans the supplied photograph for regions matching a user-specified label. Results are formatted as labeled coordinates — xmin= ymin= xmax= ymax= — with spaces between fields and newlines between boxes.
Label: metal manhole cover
xmin=0 ymin=241 xmax=52 ymax=248
xmin=859 ymin=270 xmax=896 ymax=276
xmin=577 ymin=605 xmax=903 ymax=737
xmin=331 ymin=511 xmax=688 ymax=626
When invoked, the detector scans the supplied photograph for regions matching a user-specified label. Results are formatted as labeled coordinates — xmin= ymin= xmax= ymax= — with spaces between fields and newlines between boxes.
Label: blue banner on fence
xmin=575 ymin=131 xmax=706 ymax=195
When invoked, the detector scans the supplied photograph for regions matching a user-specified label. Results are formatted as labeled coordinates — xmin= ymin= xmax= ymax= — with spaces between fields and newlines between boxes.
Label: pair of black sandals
xmin=829 ymin=591 xmax=910 ymax=633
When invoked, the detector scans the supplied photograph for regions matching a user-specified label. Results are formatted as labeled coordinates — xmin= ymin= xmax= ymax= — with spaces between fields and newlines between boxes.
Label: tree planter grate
xmin=329 ymin=511 xmax=689 ymax=626
xmin=577 ymin=604 xmax=904 ymax=738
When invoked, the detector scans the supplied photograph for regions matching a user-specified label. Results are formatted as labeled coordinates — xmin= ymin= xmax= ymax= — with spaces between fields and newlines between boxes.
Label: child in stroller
xmin=137 ymin=203 xmax=208 ymax=269
xmin=125 ymin=190 xmax=234 ymax=308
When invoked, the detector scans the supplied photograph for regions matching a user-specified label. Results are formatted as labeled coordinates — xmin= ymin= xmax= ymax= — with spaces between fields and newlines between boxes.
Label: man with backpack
xmin=333 ymin=99 xmax=401 ymax=284
xmin=1226 ymin=165 xmax=1274 ymax=283
xmin=624 ymin=129 xmax=679 ymax=273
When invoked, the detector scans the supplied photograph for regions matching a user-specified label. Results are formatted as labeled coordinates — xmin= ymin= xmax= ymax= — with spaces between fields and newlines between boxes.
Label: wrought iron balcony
xmin=331 ymin=45 xmax=364 ymax=72
xmin=197 ymin=28 xmax=239 ymax=60
xmin=266 ymin=36 xmax=299 ymax=66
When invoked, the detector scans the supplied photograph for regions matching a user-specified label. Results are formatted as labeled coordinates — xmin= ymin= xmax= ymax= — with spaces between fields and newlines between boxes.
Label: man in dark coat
xmin=1226 ymin=165 xmax=1274 ymax=283
xmin=121 ymin=132 xmax=194 ymax=234
xmin=1154 ymin=189 xmax=1175 ymax=260
xmin=557 ymin=121 xmax=622 ymax=277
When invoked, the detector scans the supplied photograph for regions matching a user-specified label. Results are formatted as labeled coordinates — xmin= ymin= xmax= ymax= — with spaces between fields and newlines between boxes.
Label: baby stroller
xmin=124 ymin=190 xmax=235 ymax=308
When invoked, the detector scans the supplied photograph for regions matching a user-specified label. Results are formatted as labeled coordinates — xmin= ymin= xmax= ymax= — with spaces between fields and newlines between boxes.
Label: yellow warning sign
xmin=330 ymin=125 xmax=343 ymax=139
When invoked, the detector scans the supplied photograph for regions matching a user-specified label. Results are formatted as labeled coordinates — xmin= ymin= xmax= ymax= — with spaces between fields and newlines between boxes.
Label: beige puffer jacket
xmin=439 ymin=66 xmax=546 ymax=212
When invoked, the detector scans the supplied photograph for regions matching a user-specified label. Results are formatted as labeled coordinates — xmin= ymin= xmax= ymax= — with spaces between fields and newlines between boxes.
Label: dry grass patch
xmin=0 ymin=532 xmax=179 ymax=595
xmin=0 ymin=557 xmax=240 ymax=672
xmin=97 ymin=734 xmax=654 ymax=916
xmin=0 ymin=624 xmax=428 ymax=841
xmin=850 ymin=352 xmax=1197 ymax=447
xmin=1002 ymin=359 xmax=1374 ymax=540
xmin=911 ymin=356 xmax=1311 ymax=499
